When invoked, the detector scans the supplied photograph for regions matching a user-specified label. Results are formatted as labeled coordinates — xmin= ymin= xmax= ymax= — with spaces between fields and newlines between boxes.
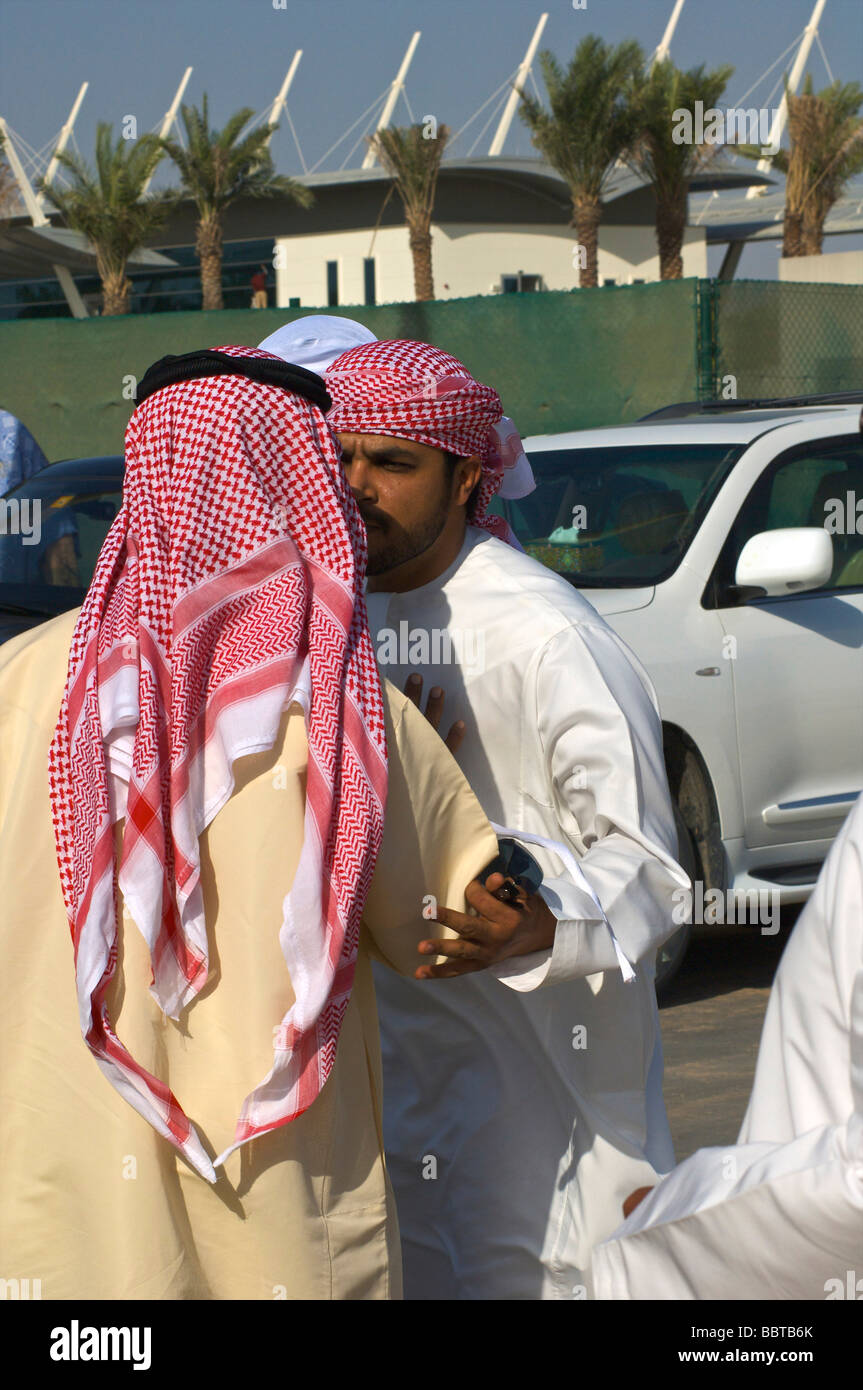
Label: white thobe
xmin=592 ymin=791 xmax=863 ymax=1301
xmin=366 ymin=526 xmax=689 ymax=1300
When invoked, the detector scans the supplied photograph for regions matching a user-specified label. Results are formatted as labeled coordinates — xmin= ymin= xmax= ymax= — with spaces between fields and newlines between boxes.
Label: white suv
xmin=499 ymin=397 xmax=863 ymax=985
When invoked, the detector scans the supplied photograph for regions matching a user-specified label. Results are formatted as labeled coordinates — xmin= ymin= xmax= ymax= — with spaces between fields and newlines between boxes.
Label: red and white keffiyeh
xmin=325 ymin=339 xmax=533 ymax=548
xmin=48 ymin=344 xmax=387 ymax=1182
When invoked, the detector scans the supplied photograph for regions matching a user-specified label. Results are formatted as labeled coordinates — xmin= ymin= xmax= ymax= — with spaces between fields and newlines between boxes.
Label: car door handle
xmin=762 ymin=794 xmax=859 ymax=826
xmin=695 ymin=667 xmax=721 ymax=676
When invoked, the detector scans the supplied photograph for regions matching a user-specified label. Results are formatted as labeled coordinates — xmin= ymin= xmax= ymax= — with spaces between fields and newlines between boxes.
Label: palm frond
xmin=626 ymin=60 xmax=734 ymax=199
xmin=38 ymin=120 xmax=172 ymax=277
xmin=519 ymin=36 xmax=645 ymax=199
xmin=159 ymin=95 xmax=313 ymax=218
xmin=783 ymin=76 xmax=863 ymax=236
xmin=369 ymin=122 xmax=450 ymax=231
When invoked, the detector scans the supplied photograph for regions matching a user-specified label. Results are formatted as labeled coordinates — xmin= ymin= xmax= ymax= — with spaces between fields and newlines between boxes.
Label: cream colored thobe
xmin=0 ymin=608 xmax=497 ymax=1300
xmin=366 ymin=525 xmax=690 ymax=1300
xmin=592 ymin=791 xmax=863 ymax=1301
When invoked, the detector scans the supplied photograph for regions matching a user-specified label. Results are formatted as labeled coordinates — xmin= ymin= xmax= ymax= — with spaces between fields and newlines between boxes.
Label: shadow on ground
xmin=659 ymin=905 xmax=802 ymax=1010
xmin=657 ymin=905 xmax=803 ymax=1160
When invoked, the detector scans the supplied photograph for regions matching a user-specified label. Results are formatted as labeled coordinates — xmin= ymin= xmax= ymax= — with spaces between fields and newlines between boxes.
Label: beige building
xmin=0 ymin=156 xmax=778 ymax=320
xmin=778 ymin=250 xmax=863 ymax=284
xmin=265 ymin=158 xmax=761 ymax=309
xmin=275 ymin=219 xmax=709 ymax=308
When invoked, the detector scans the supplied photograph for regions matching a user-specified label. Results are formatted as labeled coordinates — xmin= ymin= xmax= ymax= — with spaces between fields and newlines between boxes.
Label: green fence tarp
xmin=713 ymin=279 xmax=863 ymax=399
xmin=2 ymin=278 xmax=861 ymax=464
xmin=0 ymin=280 xmax=698 ymax=461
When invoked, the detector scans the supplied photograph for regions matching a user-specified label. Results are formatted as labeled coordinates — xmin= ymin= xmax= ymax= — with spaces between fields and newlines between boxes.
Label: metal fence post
xmin=696 ymin=278 xmax=718 ymax=401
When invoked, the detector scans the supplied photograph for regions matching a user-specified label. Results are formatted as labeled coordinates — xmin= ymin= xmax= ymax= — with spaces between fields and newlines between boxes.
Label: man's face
xmin=338 ymin=432 xmax=473 ymax=577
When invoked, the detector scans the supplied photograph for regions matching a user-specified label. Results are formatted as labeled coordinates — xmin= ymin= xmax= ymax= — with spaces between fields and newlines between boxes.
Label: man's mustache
xmin=357 ymin=504 xmax=391 ymax=529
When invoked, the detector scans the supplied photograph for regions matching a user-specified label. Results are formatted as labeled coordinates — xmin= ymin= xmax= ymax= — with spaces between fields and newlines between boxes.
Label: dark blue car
xmin=0 ymin=456 xmax=125 ymax=645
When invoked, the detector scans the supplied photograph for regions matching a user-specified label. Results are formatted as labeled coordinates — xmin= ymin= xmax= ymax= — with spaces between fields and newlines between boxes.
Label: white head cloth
xmin=494 ymin=417 xmax=536 ymax=500
xmin=258 ymin=315 xmax=378 ymax=375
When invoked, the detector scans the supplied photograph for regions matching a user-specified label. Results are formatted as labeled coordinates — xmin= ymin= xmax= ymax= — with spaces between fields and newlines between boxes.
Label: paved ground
xmin=658 ymin=907 xmax=802 ymax=1161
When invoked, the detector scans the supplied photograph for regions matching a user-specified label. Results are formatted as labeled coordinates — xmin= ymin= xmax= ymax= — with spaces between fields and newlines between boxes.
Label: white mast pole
xmin=652 ymin=0 xmax=686 ymax=68
xmin=0 ymin=116 xmax=48 ymax=226
xmin=362 ymin=31 xmax=421 ymax=169
xmin=266 ymin=50 xmax=302 ymax=145
xmin=156 ymin=66 xmax=194 ymax=141
xmin=39 ymin=81 xmax=88 ymax=204
xmin=0 ymin=115 xmax=88 ymax=316
xmin=140 ymin=66 xmax=193 ymax=194
xmin=488 ymin=12 xmax=548 ymax=157
xmin=746 ymin=0 xmax=828 ymax=196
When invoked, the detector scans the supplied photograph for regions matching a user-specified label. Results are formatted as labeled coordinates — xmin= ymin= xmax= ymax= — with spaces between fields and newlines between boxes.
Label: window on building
xmin=363 ymin=258 xmax=376 ymax=306
xmin=0 ymin=237 xmax=278 ymax=321
xmin=500 ymin=272 xmax=544 ymax=294
xmin=326 ymin=261 xmax=339 ymax=307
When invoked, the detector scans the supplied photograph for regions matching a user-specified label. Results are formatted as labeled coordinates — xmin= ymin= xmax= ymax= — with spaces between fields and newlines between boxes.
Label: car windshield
xmin=487 ymin=443 xmax=744 ymax=586
xmin=0 ymin=468 xmax=124 ymax=616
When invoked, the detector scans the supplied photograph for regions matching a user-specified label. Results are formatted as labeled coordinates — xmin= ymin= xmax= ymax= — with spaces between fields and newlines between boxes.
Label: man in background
xmin=0 ymin=406 xmax=48 ymax=495
xmin=326 ymin=338 xmax=689 ymax=1300
xmin=250 ymin=263 xmax=268 ymax=309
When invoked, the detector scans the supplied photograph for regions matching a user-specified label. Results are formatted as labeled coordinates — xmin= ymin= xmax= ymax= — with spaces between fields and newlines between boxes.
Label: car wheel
xmin=655 ymin=801 xmax=696 ymax=995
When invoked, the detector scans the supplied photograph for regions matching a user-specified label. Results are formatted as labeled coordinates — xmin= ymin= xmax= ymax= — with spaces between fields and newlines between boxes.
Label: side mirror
xmin=734 ymin=527 xmax=833 ymax=598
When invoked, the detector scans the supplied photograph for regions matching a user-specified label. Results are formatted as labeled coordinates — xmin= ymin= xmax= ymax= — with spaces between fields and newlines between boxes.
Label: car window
xmin=0 ymin=474 xmax=123 ymax=600
xmin=710 ymin=436 xmax=863 ymax=603
xmin=498 ymin=444 xmax=742 ymax=587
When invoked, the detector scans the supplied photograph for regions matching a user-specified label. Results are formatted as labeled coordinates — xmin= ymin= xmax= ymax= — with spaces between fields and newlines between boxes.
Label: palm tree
xmin=518 ymin=36 xmax=644 ymax=288
xmin=367 ymin=122 xmax=450 ymax=301
xmin=37 ymin=123 xmax=172 ymax=315
xmin=160 ymin=95 xmax=313 ymax=310
xmin=626 ymin=59 xmax=734 ymax=280
xmin=745 ymin=77 xmax=863 ymax=257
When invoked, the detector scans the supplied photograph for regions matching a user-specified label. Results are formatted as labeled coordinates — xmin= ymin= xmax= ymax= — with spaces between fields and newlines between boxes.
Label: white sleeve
xmin=492 ymin=621 xmax=689 ymax=992
xmin=591 ymin=1123 xmax=863 ymax=1299
xmin=591 ymin=793 xmax=863 ymax=1299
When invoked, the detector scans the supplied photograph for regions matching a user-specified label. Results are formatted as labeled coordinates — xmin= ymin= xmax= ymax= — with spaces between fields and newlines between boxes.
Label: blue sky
xmin=3 ymin=0 xmax=862 ymax=277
